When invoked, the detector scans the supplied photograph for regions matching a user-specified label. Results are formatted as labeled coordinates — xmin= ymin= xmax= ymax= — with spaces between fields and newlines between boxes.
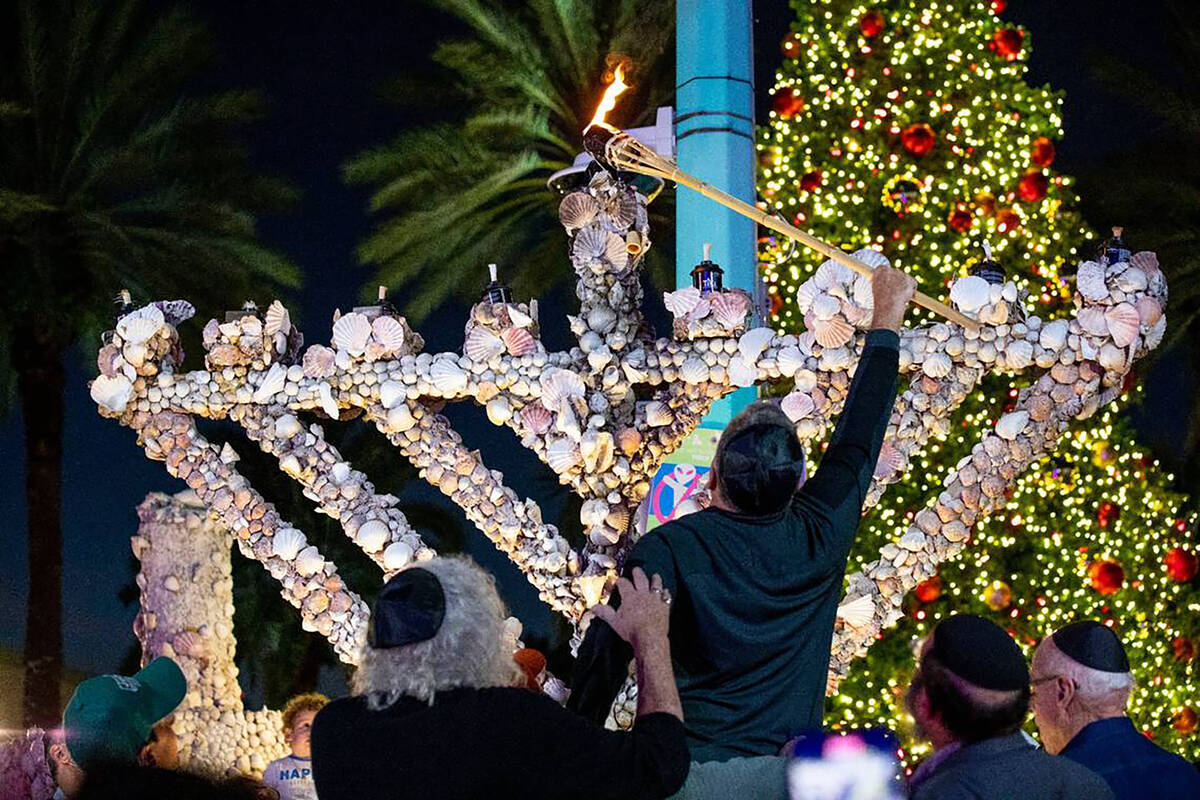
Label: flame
xmin=587 ymin=63 xmax=630 ymax=131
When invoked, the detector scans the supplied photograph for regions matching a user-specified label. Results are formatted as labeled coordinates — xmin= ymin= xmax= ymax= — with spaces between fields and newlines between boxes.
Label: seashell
xmin=332 ymin=312 xmax=372 ymax=355
xmin=980 ymin=301 xmax=1009 ymax=325
xmin=1002 ymin=339 xmax=1034 ymax=370
xmin=97 ymin=344 xmax=123 ymax=378
xmin=303 ymin=345 xmax=337 ymax=378
xmin=1130 ymin=251 xmax=1160 ymax=276
xmin=379 ymin=380 xmax=407 ymax=410
xmin=356 ymin=520 xmax=390 ymax=553
xmin=274 ymin=413 xmax=302 ymax=438
xmin=162 ymin=575 xmax=181 ymax=592
xmin=202 ymin=318 xmax=221 ymax=348
xmin=1135 ymin=296 xmax=1163 ymax=326
xmin=371 ymin=316 xmax=408 ymax=357
xmin=995 ymin=410 xmax=1029 ymax=441
xmin=318 ymin=382 xmax=339 ymax=419
xmin=1098 ymin=343 xmax=1128 ymax=371
xmin=559 ymin=192 xmax=599 ymax=230
xmin=625 ymin=230 xmax=647 ymax=255
xmin=793 ymin=369 xmax=818 ymax=393
xmin=1115 ymin=267 xmax=1148 ymax=293
xmin=738 ymin=327 xmax=775 ymax=363
xmin=851 ymin=273 xmax=875 ymax=309
xmin=1076 ymin=261 xmax=1109 ymax=302
xmin=813 ymin=258 xmax=854 ymax=290
xmin=465 ymin=327 xmax=505 ymax=362
xmin=819 ymin=347 xmax=852 ymax=371
xmin=1039 ymin=319 xmax=1068 ymax=350
xmin=264 ymin=301 xmax=291 ymax=337
xmin=616 ymin=427 xmax=642 ymax=456
xmin=922 ymin=352 xmax=952 ymax=378
xmin=116 ymin=305 xmax=165 ymax=345
xmin=810 ymin=293 xmax=842 ymax=321
xmin=486 ymin=397 xmax=513 ymax=425
xmin=555 ymin=406 xmax=582 ymax=444
xmin=152 ymin=300 xmax=195 ymax=327
xmin=811 ymin=316 xmax=855 ymax=348
xmin=1028 ymin=394 xmax=1054 ymax=422
xmin=949 ymin=276 xmax=991 ymax=313
xmin=294 ymin=545 xmax=325 ymax=576
xmin=580 ymin=430 xmax=616 ymax=473
xmin=383 ymin=541 xmax=414 ymax=571
xmin=898 ymin=530 xmax=926 ymax=552
xmin=1144 ymin=315 xmax=1165 ymax=349
xmin=172 ymin=630 xmax=204 ymax=658
xmin=586 ymin=305 xmax=617 ymax=335
xmin=252 ymin=363 xmax=288 ymax=403
xmin=540 ymin=369 xmax=585 ymax=413
xmin=220 ymin=443 xmax=240 ymax=464
xmin=644 ymin=400 xmax=673 ymax=427
xmin=240 ymin=315 xmax=263 ymax=339
xmin=873 ymin=441 xmax=904 ymax=480
xmin=218 ymin=321 xmax=243 ymax=339
xmin=1105 ymin=303 xmax=1140 ymax=347
xmin=521 ymin=403 xmax=554 ymax=435
xmin=727 ymin=355 xmax=757 ymax=388
xmin=272 ymin=528 xmax=307 ymax=560
xmin=546 ymin=438 xmax=582 ymax=473
xmin=836 ymin=595 xmax=875 ymax=629
xmin=781 ymin=391 xmax=816 ymax=421
xmin=679 ymin=357 xmax=710 ymax=384
xmin=852 ymin=247 xmax=890 ymax=270
xmin=603 ymin=190 xmax=638 ymax=229
xmin=796 ymin=280 xmax=821 ymax=313
xmin=122 ymin=342 xmax=148 ymax=369
xmin=685 ymin=296 xmax=712 ymax=321
xmin=710 ymin=291 xmax=750 ymax=328
xmin=605 ymin=505 xmax=631 ymax=532
xmin=430 ymin=358 xmax=469 ymax=395
xmin=663 ymin=286 xmax=703 ymax=317
xmin=507 ymin=304 xmax=534 ymax=328
xmin=502 ymin=326 xmax=538 ymax=356
xmin=90 ymin=374 xmax=134 ymax=413
xmin=777 ymin=346 xmax=805 ymax=378
xmin=842 ymin=300 xmax=874 ymax=328
xmin=577 ymin=574 xmax=607 ymax=607
xmin=1077 ymin=307 xmax=1109 ymax=336
xmin=386 ymin=404 xmax=416 ymax=432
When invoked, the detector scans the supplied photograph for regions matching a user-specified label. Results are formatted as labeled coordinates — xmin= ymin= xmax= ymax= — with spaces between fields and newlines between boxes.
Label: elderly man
xmin=1031 ymin=620 xmax=1200 ymax=799
xmin=570 ymin=265 xmax=915 ymax=760
xmin=905 ymin=614 xmax=1112 ymax=799
xmin=311 ymin=556 xmax=688 ymax=799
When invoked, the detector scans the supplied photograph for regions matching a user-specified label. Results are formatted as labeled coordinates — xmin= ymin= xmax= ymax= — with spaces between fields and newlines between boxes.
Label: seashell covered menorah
xmin=92 ymin=168 xmax=1168 ymax=692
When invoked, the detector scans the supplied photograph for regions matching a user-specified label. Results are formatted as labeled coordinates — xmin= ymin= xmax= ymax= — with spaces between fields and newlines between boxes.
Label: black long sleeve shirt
xmin=569 ymin=329 xmax=900 ymax=762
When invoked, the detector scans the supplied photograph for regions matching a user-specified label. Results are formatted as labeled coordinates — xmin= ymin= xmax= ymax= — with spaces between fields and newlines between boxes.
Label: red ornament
xmin=991 ymin=0 xmax=1007 ymax=12
xmin=1173 ymin=706 xmax=1198 ymax=736
xmin=915 ymin=576 xmax=943 ymax=603
xmin=900 ymin=122 xmax=936 ymax=156
xmin=799 ymin=170 xmax=823 ymax=192
xmin=1173 ymin=636 xmax=1196 ymax=662
xmin=948 ymin=208 xmax=974 ymax=233
xmin=781 ymin=33 xmax=804 ymax=59
xmin=990 ymin=27 xmax=1025 ymax=61
xmin=1018 ymin=171 xmax=1049 ymax=203
xmin=1089 ymin=560 xmax=1125 ymax=595
xmin=769 ymin=291 xmax=784 ymax=317
xmin=984 ymin=580 xmax=1012 ymax=611
xmin=1031 ymin=136 xmax=1056 ymax=167
xmin=1165 ymin=547 xmax=1199 ymax=583
xmin=773 ymin=87 xmax=805 ymax=119
xmin=859 ymin=9 xmax=885 ymax=38
xmin=1096 ymin=501 xmax=1120 ymax=529
xmin=995 ymin=207 xmax=1020 ymax=232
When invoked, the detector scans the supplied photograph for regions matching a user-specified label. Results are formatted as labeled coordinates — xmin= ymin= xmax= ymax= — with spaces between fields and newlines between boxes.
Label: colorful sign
xmin=647 ymin=425 xmax=721 ymax=530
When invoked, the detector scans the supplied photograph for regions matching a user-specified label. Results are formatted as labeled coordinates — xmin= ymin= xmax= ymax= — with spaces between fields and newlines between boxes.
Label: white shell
xmin=559 ymin=192 xmax=599 ymax=230
xmin=813 ymin=258 xmax=854 ymax=290
xmin=332 ymin=312 xmax=372 ymax=355
xmin=379 ymin=380 xmax=407 ymax=410
xmin=465 ymin=327 xmax=505 ymax=362
xmin=1105 ymin=303 xmax=1140 ymax=347
xmin=1115 ymin=267 xmax=1148 ymax=293
xmin=386 ymin=404 xmax=416 ymax=432
xmin=1076 ymin=261 xmax=1109 ymax=302
xmin=383 ymin=541 xmax=414 ymax=571
xmin=303 ymin=345 xmax=337 ymax=378
xmin=371 ymin=316 xmax=408 ymax=356
xmin=1039 ymin=319 xmax=1068 ymax=350
xmin=680 ymin=357 xmax=710 ymax=384
xmin=777 ymin=346 xmax=805 ymax=378
xmin=836 ymin=595 xmax=875 ymax=629
xmin=219 ymin=443 xmax=240 ymax=464
xmin=644 ymin=400 xmax=673 ymax=427
xmin=949 ymin=276 xmax=991 ymax=313
xmin=851 ymin=273 xmax=875 ymax=309
xmin=1099 ymin=342 xmax=1128 ymax=371
xmin=294 ymin=545 xmax=325 ymax=576
xmin=264 ymin=301 xmax=291 ymax=337
xmin=522 ymin=403 xmax=554 ymax=435
xmin=274 ymin=413 xmax=302 ymax=438
xmin=819 ymin=347 xmax=852 ymax=371
xmin=117 ymin=305 xmax=166 ymax=345
xmin=1077 ymin=307 xmax=1110 ymax=336
xmin=922 ymin=352 xmax=952 ymax=378
xmin=586 ymin=305 xmax=618 ymax=334
xmin=580 ymin=430 xmax=616 ymax=473
xmin=793 ymin=369 xmax=818 ymax=393
xmin=738 ymin=327 xmax=775 ymax=363
xmin=873 ymin=441 xmax=904 ymax=480
xmin=546 ymin=438 xmax=582 ymax=473
xmin=995 ymin=410 xmax=1029 ymax=441
xmin=663 ymin=286 xmax=703 ymax=317
xmin=1002 ymin=339 xmax=1034 ymax=370
xmin=272 ymin=528 xmax=307 ymax=560
xmin=202 ymin=318 xmax=221 ymax=348
xmin=811 ymin=316 xmax=855 ymax=348
xmin=727 ymin=354 xmax=756 ymax=387
xmin=710 ymin=292 xmax=750 ymax=328
xmin=507 ymin=304 xmax=534 ymax=328
xmin=90 ymin=374 xmax=134 ymax=413
xmin=796 ymin=281 xmax=821 ymax=313
xmin=540 ymin=369 xmax=585 ymax=413
xmin=486 ymin=397 xmax=513 ymax=425
xmin=430 ymin=358 xmax=469 ymax=395
xmin=1144 ymin=315 xmax=1166 ymax=349
xmin=810 ymin=293 xmax=842 ymax=321
xmin=356 ymin=520 xmax=390 ymax=553
xmin=252 ymin=363 xmax=288 ymax=403
xmin=781 ymin=391 xmax=816 ymax=421
xmin=318 ymin=382 xmax=340 ymax=419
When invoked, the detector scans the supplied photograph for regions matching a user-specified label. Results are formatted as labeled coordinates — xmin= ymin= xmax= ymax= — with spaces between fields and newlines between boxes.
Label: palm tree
xmin=346 ymin=0 xmax=675 ymax=322
xmin=1 ymin=0 xmax=298 ymax=727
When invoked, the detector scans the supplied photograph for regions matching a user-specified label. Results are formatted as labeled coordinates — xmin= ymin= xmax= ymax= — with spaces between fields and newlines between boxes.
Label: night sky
xmin=0 ymin=0 xmax=1187 ymax=689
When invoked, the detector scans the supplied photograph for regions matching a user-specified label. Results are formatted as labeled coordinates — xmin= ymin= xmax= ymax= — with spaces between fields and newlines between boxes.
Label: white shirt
xmin=263 ymin=754 xmax=317 ymax=800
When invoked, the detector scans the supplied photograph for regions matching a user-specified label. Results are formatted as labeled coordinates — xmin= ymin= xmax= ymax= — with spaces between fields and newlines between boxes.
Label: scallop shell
xmin=252 ymin=363 xmax=288 ymax=403
xmin=781 ymin=391 xmax=816 ymax=421
xmin=272 ymin=528 xmax=307 ymax=560
xmin=685 ymin=296 xmax=712 ymax=321
xmin=679 ymin=357 xmax=710 ymax=384
xmin=172 ymin=630 xmax=205 ymax=658
xmin=371 ymin=316 xmax=408 ymax=356
xmin=836 ymin=595 xmax=875 ymax=629
xmin=586 ymin=305 xmax=618 ymax=334
xmin=540 ymin=369 xmax=585 ymax=413
xmin=813 ymin=258 xmax=855 ymax=290
xmin=644 ymin=400 xmax=673 ymax=427
xmin=1077 ymin=307 xmax=1109 ymax=337
xmin=709 ymin=292 xmax=750 ymax=328
xmin=264 ymin=300 xmax=291 ymax=337
xmin=580 ymin=430 xmax=616 ymax=473
xmin=303 ymin=344 xmax=337 ymax=378
xmin=430 ymin=358 xmax=469 ymax=395
xmin=1076 ymin=261 xmax=1109 ymax=302
xmin=1144 ymin=315 xmax=1166 ymax=349
xmin=1130 ymin=250 xmax=1160 ymax=276
xmin=1135 ymin=296 xmax=1163 ymax=326
xmin=507 ymin=304 xmax=534 ymax=328
xmin=559 ymin=192 xmax=599 ymax=231
xmin=616 ymin=427 xmax=642 ymax=456
xmin=819 ymin=347 xmax=852 ymax=371
xmin=1114 ymin=267 xmax=1148 ymax=293
xmin=379 ymin=380 xmax=407 ymax=409
xmin=90 ymin=374 xmax=134 ymax=413
xmin=97 ymin=344 xmax=123 ymax=378
xmin=153 ymin=300 xmax=195 ymax=327
xmin=356 ymin=520 xmax=390 ymax=553
xmin=776 ymin=346 xmax=805 ymax=378
xmin=1002 ymin=339 xmax=1034 ymax=370
xmin=117 ymin=305 xmax=166 ymax=345
xmin=663 ymin=286 xmax=703 ymax=317
xmin=842 ymin=299 xmax=874 ymax=328
xmin=546 ymin=438 xmax=582 ymax=473
xmin=810 ymin=293 xmax=842 ymax=321
xmin=383 ymin=541 xmax=414 ymax=571
xmin=1039 ymin=319 xmax=1069 ymax=350
xmin=317 ymin=382 xmax=339 ymax=419
xmin=873 ymin=441 xmax=904 ymax=480
xmin=573 ymin=226 xmax=609 ymax=261
xmin=486 ymin=397 xmax=513 ymax=425
xmin=605 ymin=505 xmax=631 ymax=532
xmin=738 ymin=327 xmax=775 ymax=363
xmin=465 ymin=327 xmax=505 ymax=362
xmin=949 ymin=276 xmax=991 ymax=313
xmin=995 ymin=410 xmax=1029 ymax=441
xmin=503 ymin=326 xmax=538 ymax=356
xmin=386 ymin=404 xmax=416 ymax=432
xmin=852 ymin=273 xmax=875 ymax=309
xmin=796 ymin=280 xmax=821 ymax=313
xmin=602 ymin=190 xmax=638 ymax=229
xmin=811 ymin=316 xmax=855 ymax=349
xmin=294 ymin=545 xmax=325 ymax=576
xmin=727 ymin=354 xmax=757 ymax=388
xmin=521 ymin=402 xmax=554 ymax=435
xmin=332 ymin=312 xmax=372 ymax=355
xmin=1105 ymin=303 xmax=1140 ymax=347
xmin=1099 ymin=342 xmax=1128 ymax=371
xmin=922 ymin=352 xmax=952 ymax=378
xmin=794 ymin=369 xmax=818 ymax=393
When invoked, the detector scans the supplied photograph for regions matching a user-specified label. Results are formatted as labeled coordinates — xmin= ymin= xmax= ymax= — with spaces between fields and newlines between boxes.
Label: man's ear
xmin=138 ymin=742 xmax=155 ymax=767
xmin=1054 ymin=675 xmax=1076 ymax=711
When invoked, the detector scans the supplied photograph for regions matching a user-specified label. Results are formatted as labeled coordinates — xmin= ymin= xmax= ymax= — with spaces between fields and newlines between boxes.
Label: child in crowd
xmin=263 ymin=693 xmax=328 ymax=800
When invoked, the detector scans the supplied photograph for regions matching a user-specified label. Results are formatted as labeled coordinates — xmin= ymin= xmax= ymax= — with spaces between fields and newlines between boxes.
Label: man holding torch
xmin=569 ymin=265 xmax=914 ymax=762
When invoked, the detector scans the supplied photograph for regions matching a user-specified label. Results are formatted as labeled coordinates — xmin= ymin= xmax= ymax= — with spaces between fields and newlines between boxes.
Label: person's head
xmin=1031 ymin=621 xmax=1133 ymax=754
xmin=139 ymin=718 xmax=179 ymax=769
xmin=353 ymin=556 xmax=522 ymax=708
xmin=53 ymin=657 xmax=187 ymax=796
xmin=513 ymin=648 xmax=547 ymax=691
xmin=710 ymin=401 xmax=806 ymax=515
xmin=280 ymin=692 xmax=329 ymax=758
xmin=905 ymin=615 xmax=1031 ymax=749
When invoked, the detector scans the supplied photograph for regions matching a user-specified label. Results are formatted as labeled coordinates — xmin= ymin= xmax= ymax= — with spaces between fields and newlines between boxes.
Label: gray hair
xmin=352 ymin=556 xmax=523 ymax=708
xmin=1040 ymin=638 xmax=1134 ymax=713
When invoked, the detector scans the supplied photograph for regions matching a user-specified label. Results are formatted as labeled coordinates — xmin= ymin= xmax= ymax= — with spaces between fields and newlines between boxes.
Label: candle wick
xmin=488 ymin=263 xmax=498 ymax=282
xmin=983 ymin=242 xmax=993 ymax=260
xmin=378 ymin=285 xmax=387 ymax=302
xmin=703 ymin=242 xmax=712 ymax=262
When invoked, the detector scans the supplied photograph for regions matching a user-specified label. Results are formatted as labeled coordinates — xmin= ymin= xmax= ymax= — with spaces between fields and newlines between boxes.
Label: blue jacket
xmin=1060 ymin=717 xmax=1200 ymax=800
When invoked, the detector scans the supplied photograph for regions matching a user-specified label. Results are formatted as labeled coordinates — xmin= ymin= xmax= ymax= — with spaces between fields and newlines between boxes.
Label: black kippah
xmin=369 ymin=567 xmax=446 ymax=649
xmin=1052 ymin=621 xmax=1130 ymax=673
xmin=930 ymin=614 xmax=1029 ymax=691
xmin=717 ymin=422 xmax=805 ymax=516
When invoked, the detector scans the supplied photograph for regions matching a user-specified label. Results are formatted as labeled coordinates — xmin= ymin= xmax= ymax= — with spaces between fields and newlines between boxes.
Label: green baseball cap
xmin=62 ymin=656 xmax=186 ymax=770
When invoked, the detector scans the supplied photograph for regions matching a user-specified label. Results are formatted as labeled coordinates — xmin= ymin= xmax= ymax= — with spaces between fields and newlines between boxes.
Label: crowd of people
xmin=40 ymin=266 xmax=1200 ymax=798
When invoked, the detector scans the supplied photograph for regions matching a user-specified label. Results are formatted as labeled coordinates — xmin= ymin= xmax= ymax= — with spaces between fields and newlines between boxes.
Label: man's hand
xmin=591 ymin=567 xmax=671 ymax=654
xmin=869 ymin=264 xmax=917 ymax=333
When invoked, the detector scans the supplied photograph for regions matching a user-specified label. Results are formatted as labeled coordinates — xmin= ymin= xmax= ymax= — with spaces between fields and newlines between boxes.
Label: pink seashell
xmin=1077 ymin=306 xmax=1109 ymax=336
xmin=202 ymin=318 xmax=221 ymax=348
xmin=1135 ymin=296 xmax=1163 ymax=326
xmin=663 ymin=286 xmax=702 ymax=317
xmin=502 ymin=326 xmax=538 ymax=356
xmin=521 ymin=402 xmax=553 ymax=435
xmin=97 ymin=344 xmax=122 ymax=378
xmin=685 ymin=296 xmax=712 ymax=321
xmin=810 ymin=316 xmax=855 ymax=348
xmin=709 ymin=291 xmax=750 ymax=328
xmin=364 ymin=340 xmax=392 ymax=361
xmin=1075 ymin=261 xmax=1109 ymax=302
xmin=303 ymin=345 xmax=337 ymax=378
xmin=173 ymin=630 xmax=205 ymax=658
xmin=781 ymin=391 xmax=816 ymax=422
xmin=873 ymin=441 xmax=904 ymax=480
xmin=1105 ymin=303 xmax=1141 ymax=347
xmin=841 ymin=299 xmax=874 ymax=328
xmin=1130 ymin=250 xmax=1160 ymax=276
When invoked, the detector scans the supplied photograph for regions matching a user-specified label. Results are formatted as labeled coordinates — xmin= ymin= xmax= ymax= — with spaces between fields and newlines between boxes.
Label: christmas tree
xmin=759 ymin=0 xmax=1200 ymax=759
